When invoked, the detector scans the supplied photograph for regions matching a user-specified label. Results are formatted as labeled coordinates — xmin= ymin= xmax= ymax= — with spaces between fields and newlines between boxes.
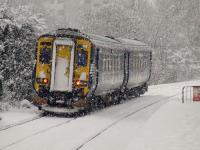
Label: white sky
xmin=146 ymin=0 xmax=157 ymax=8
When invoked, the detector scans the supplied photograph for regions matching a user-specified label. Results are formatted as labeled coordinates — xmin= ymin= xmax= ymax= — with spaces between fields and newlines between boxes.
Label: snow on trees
xmin=0 ymin=0 xmax=200 ymax=109
xmin=0 ymin=4 xmax=47 ymax=109
xmin=79 ymin=2 xmax=141 ymax=38
xmin=79 ymin=0 xmax=200 ymax=84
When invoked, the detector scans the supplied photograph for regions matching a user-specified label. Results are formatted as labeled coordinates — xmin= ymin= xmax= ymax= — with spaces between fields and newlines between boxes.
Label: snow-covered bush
xmin=0 ymin=4 xmax=47 ymax=110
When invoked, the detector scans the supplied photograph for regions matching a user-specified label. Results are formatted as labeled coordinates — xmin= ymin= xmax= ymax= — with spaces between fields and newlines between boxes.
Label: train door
xmin=50 ymin=39 xmax=74 ymax=92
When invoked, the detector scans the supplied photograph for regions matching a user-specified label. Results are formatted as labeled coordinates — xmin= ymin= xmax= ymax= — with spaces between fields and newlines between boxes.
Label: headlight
xmin=36 ymin=78 xmax=48 ymax=84
xmin=74 ymin=80 xmax=87 ymax=86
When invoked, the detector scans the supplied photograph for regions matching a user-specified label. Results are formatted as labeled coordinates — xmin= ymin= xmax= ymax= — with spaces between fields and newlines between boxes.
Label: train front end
xmin=32 ymin=29 xmax=92 ymax=110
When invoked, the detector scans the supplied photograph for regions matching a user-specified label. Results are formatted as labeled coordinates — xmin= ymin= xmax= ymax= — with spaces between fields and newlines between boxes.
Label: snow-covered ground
xmin=0 ymin=109 xmax=39 ymax=131
xmin=0 ymin=81 xmax=200 ymax=150
xmin=125 ymin=101 xmax=200 ymax=150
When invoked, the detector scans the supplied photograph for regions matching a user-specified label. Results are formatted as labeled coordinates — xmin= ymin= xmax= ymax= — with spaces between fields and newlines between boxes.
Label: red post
xmin=193 ymin=86 xmax=200 ymax=101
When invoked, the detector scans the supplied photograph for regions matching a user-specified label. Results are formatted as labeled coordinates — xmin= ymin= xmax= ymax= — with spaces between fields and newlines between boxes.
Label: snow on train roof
xmin=43 ymin=28 xmax=150 ymax=51
xmin=87 ymin=33 xmax=119 ymax=44
xmin=87 ymin=33 xmax=148 ymax=50
xmin=116 ymin=38 xmax=147 ymax=46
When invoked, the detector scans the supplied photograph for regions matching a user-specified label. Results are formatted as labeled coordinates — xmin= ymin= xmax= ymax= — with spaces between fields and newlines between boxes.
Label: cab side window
xmin=77 ymin=49 xmax=88 ymax=66
xmin=0 ymin=80 xmax=3 ymax=96
xmin=40 ymin=47 xmax=51 ymax=64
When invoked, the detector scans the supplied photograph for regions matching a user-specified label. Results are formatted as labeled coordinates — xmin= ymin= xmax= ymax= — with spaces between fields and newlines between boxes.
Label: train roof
xmin=88 ymin=33 xmax=150 ymax=51
xmin=116 ymin=38 xmax=147 ymax=46
xmin=41 ymin=28 xmax=151 ymax=51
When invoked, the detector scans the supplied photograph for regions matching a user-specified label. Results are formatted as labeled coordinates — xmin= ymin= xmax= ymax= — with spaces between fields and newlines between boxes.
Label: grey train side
xmin=88 ymin=34 xmax=152 ymax=97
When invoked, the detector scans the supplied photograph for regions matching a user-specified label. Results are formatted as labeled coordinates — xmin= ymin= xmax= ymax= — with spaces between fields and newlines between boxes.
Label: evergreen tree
xmin=0 ymin=5 xmax=46 ymax=107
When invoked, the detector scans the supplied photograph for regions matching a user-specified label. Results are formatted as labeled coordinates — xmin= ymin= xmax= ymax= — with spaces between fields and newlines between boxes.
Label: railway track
xmin=75 ymin=93 xmax=179 ymax=150
xmin=1 ymin=117 xmax=76 ymax=150
xmin=0 ymin=85 xmax=175 ymax=133
xmin=0 ymin=107 xmax=87 ymax=132
xmin=0 ymin=115 xmax=43 ymax=131
xmin=0 ymin=93 xmax=179 ymax=150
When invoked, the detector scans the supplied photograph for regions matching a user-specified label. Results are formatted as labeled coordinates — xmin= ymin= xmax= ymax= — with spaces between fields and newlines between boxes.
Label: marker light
xmin=76 ymin=80 xmax=81 ymax=86
xmin=43 ymin=78 xmax=48 ymax=84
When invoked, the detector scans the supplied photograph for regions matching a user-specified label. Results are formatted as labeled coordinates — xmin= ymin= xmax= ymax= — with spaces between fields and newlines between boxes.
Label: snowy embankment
xmin=0 ymin=80 xmax=200 ymax=150
xmin=0 ymin=100 xmax=39 ymax=131
xmin=0 ymin=109 xmax=40 ymax=131
xmin=125 ymin=101 xmax=200 ymax=150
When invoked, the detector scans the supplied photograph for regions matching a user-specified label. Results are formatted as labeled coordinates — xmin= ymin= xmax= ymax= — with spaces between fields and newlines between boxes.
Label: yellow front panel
xmin=74 ymin=39 xmax=91 ymax=96
xmin=56 ymin=45 xmax=71 ymax=59
xmin=34 ymin=37 xmax=54 ymax=92
xmin=34 ymin=37 xmax=91 ymax=97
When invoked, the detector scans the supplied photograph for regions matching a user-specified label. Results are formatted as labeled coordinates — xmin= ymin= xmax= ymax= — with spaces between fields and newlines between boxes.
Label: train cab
xmin=33 ymin=29 xmax=92 ymax=107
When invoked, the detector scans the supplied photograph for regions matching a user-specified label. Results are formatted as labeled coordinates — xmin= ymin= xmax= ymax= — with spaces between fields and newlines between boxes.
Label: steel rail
xmin=76 ymin=93 xmax=179 ymax=150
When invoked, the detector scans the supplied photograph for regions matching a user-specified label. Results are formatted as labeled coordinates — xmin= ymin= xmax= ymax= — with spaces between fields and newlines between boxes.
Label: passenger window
xmin=121 ymin=55 xmax=123 ymax=70
xmin=0 ymin=79 xmax=3 ymax=96
xmin=40 ymin=47 xmax=51 ymax=64
xmin=102 ymin=54 xmax=105 ymax=71
xmin=107 ymin=55 xmax=109 ymax=71
xmin=118 ymin=56 xmax=121 ymax=70
xmin=109 ymin=55 xmax=112 ymax=71
xmin=77 ymin=49 xmax=88 ymax=66
xmin=110 ymin=55 xmax=113 ymax=71
xmin=117 ymin=56 xmax=120 ymax=71
xmin=105 ymin=54 xmax=107 ymax=71
xmin=114 ymin=56 xmax=116 ymax=71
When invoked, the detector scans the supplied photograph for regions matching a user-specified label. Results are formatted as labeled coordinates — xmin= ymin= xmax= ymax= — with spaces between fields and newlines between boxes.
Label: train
xmin=0 ymin=79 xmax=3 ymax=97
xmin=32 ymin=28 xmax=152 ymax=113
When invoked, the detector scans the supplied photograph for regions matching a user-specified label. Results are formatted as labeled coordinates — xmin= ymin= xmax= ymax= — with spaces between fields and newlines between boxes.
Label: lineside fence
xmin=182 ymin=86 xmax=200 ymax=103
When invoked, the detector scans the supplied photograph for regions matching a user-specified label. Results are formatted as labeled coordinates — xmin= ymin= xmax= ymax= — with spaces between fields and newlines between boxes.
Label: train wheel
xmin=133 ymin=91 xmax=140 ymax=97
xmin=47 ymin=97 xmax=56 ymax=106
xmin=98 ymin=98 xmax=106 ymax=109
xmin=113 ymin=95 xmax=120 ymax=104
xmin=121 ymin=92 xmax=127 ymax=100
xmin=140 ymin=89 xmax=145 ymax=95
xmin=88 ymin=96 xmax=98 ymax=111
